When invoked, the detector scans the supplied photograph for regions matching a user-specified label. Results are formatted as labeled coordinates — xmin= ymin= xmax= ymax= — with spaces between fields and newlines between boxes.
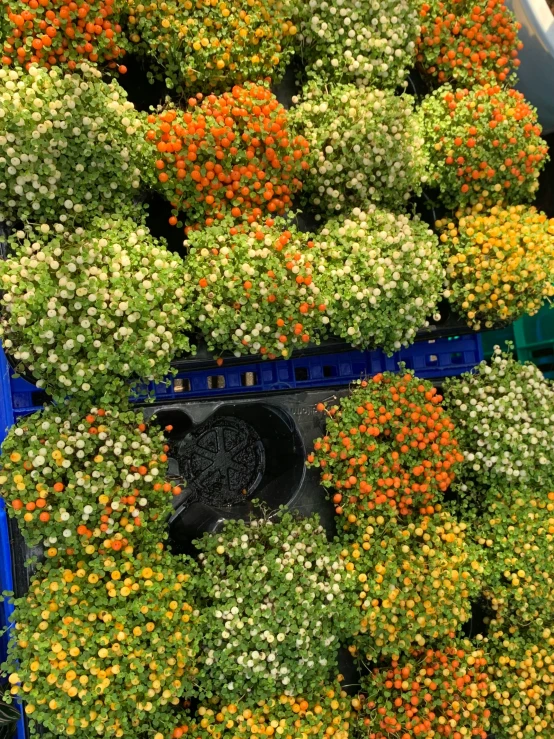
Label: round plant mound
xmin=4 ymin=548 xmax=200 ymax=739
xmin=293 ymin=0 xmax=419 ymax=88
xmin=444 ymin=348 xmax=554 ymax=489
xmin=341 ymin=510 xmax=483 ymax=661
xmin=0 ymin=217 xmax=193 ymax=402
xmin=145 ymin=84 xmax=309 ymax=230
xmin=127 ymin=0 xmax=297 ymax=92
xmin=289 ymin=84 xmax=427 ymax=216
xmin=419 ymin=84 xmax=549 ymax=209
xmin=307 ymin=373 xmax=463 ymax=531
xmin=311 ymin=207 xmax=443 ymax=352
xmin=185 ymin=685 xmax=354 ymax=739
xmin=0 ymin=0 xmax=129 ymax=72
xmin=193 ymin=511 xmax=354 ymax=701
xmin=475 ymin=488 xmax=554 ymax=624
xmin=0 ymin=403 xmax=178 ymax=555
xmin=417 ymin=0 xmax=522 ymax=87
xmin=0 ymin=63 xmax=145 ymax=225
xmin=184 ymin=221 xmax=328 ymax=359
xmin=358 ymin=640 xmax=491 ymax=739
xmin=486 ymin=624 xmax=554 ymax=739
xmin=441 ymin=205 xmax=554 ymax=329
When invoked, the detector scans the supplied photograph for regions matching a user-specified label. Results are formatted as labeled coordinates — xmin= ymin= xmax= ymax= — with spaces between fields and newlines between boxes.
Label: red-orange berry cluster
xmin=420 ymin=84 xmax=549 ymax=208
xmin=307 ymin=373 xmax=464 ymax=530
xmin=417 ymin=0 xmax=522 ymax=87
xmin=145 ymin=83 xmax=310 ymax=231
xmin=359 ymin=642 xmax=491 ymax=739
xmin=0 ymin=0 xmax=128 ymax=71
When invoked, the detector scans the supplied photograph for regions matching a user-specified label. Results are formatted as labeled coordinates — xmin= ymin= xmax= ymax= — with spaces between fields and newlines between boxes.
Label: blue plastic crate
xmin=4 ymin=334 xmax=482 ymax=414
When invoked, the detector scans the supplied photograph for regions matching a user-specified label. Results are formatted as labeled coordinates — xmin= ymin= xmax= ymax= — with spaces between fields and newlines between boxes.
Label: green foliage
xmin=339 ymin=510 xmax=484 ymax=661
xmin=193 ymin=511 xmax=356 ymax=701
xmin=0 ymin=63 xmax=146 ymax=225
xmin=185 ymin=220 xmax=327 ymax=358
xmin=293 ymin=0 xmax=419 ymax=87
xmin=289 ymin=84 xmax=427 ymax=216
xmin=444 ymin=348 xmax=554 ymax=490
xmin=311 ymin=208 xmax=444 ymax=352
xmin=0 ymin=402 xmax=174 ymax=554
xmin=4 ymin=548 xmax=199 ymax=739
xmin=0 ymin=216 xmax=193 ymax=403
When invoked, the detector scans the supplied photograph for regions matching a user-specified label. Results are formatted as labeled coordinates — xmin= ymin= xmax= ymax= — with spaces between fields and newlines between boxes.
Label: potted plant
xmin=444 ymin=347 xmax=554 ymax=490
xmin=340 ymin=509 xmax=484 ymax=661
xmin=289 ymin=84 xmax=427 ymax=216
xmin=357 ymin=640 xmax=491 ymax=739
xmin=506 ymin=0 xmax=554 ymax=134
xmin=0 ymin=216 xmax=193 ymax=403
xmin=473 ymin=488 xmax=554 ymax=625
xmin=417 ymin=0 xmax=522 ymax=87
xmin=310 ymin=207 xmax=444 ymax=352
xmin=0 ymin=63 xmax=146 ymax=225
xmin=440 ymin=204 xmax=554 ymax=330
xmin=3 ymin=547 xmax=200 ymax=739
xmin=486 ymin=622 xmax=554 ymax=738
xmin=0 ymin=0 xmax=129 ymax=73
xmin=0 ymin=403 xmax=179 ymax=556
xmin=126 ymin=0 xmax=298 ymax=92
xmin=182 ymin=684 xmax=355 ymax=739
xmin=307 ymin=373 xmax=464 ymax=532
xmin=184 ymin=219 xmax=328 ymax=359
xmin=193 ymin=510 xmax=356 ymax=701
xmin=292 ymin=0 xmax=419 ymax=88
xmin=144 ymin=84 xmax=309 ymax=231
xmin=419 ymin=83 xmax=549 ymax=208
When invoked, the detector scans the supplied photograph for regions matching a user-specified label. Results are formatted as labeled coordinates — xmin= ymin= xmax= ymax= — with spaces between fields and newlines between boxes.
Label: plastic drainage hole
xmin=241 ymin=372 xmax=258 ymax=387
xmin=294 ymin=367 xmax=309 ymax=381
xmin=176 ymin=417 xmax=265 ymax=508
xmin=323 ymin=365 xmax=337 ymax=378
xmin=207 ymin=375 xmax=225 ymax=389
xmin=173 ymin=378 xmax=191 ymax=393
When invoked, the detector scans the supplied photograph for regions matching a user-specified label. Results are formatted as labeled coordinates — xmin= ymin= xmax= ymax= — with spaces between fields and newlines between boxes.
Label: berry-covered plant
xmin=3 ymin=548 xmax=200 ymax=739
xmin=289 ymin=84 xmax=427 ymax=216
xmin=0 ymin=63 xmax=146 ymax=225
xmin=307 ymin=374 xmax=463 ymax=531
xmin=358 ymin=640 xmax=491 ymax=739
xmin=144 ymin=85 xmax=309 ymax=230
xmin=193 ymin=511 xmax=355 ymax=701
xmin=417 ymin=0 xmax=522 ymax=87
xmin=419 ymin=84 xmax=549 ymax=208
xmin=444 ymin=348 xmax=554 ymax=489
xmin=341 ymin=510 xmax=484 ymax=661
xmin=486 ymin=623 xmax=554 ymax=739
xmin=440 ymin=205 xmax=554 ymax=329
xmin=127 ymin=0 xmax=298 ymax=92
xmin=311 ymin=208 xmax=444 ymax=352
xmin=184 ymin=220 xmax=328 ymax=359
xmin=185 ymin=685 xmax=355 ymax=739
xmin=0 ymin=0 xmax=129 ymax=72
xmin=474 ymin=488 xmax=554 ymax=624
xmin=0 ymin=217 xmax=193 ymax=403
xmin=0 ymin=403 xmax=178 ymax=555
xmin=293 ymin=0 xmax=419 ymax=88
